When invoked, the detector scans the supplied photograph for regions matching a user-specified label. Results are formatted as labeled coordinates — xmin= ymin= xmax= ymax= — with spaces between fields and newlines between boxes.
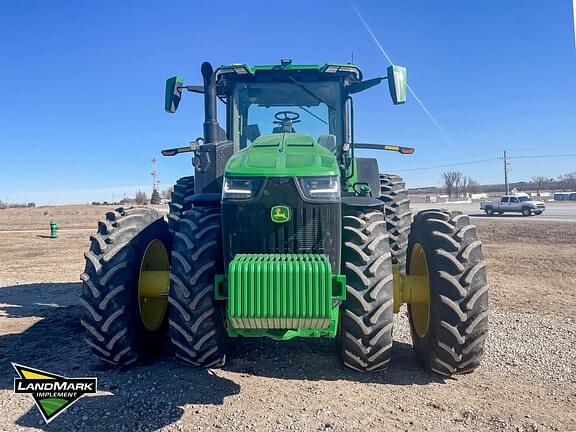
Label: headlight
xmin=298 ymin=176 xmax=340 ymax=200
xmin=222 ymin=177 xmax=263 ymax=199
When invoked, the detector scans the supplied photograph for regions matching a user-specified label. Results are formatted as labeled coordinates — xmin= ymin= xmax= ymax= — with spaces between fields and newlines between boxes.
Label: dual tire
xmin=407 ymin=210 xmax=489 ymax=375
xmin=168 ymin=205 xmax=228 ymax=367
xmin=379 ymin=174 xmax=411 ymax=273
xmin=80 ymin=208 xmax=171 ymax=365
xmin=81 ymin=203 xmax=226 ymax=367
xmin=337 ymin=205 xmax=394 ymax=372
xmin=168 ymin=176 xmax=194 ymax=232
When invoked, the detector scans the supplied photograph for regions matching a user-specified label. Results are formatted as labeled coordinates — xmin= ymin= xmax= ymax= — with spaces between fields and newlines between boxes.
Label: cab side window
xmin=501 ymin=197 xmax=509 ymax=203
xmin=510 ymin=197 xmax=519 ymax=203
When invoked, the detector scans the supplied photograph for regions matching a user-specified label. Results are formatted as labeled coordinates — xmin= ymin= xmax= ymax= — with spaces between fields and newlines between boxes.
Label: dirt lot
xmin=1 ymin=205 xmax=575 ymax=431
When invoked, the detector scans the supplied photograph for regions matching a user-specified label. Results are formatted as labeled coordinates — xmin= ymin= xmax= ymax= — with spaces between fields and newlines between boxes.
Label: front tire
xmin=379 ymin=174 xmax=412 ymax=273
xmin=522 ymin=207 xmax=532 ymax=216
xmin=168 ymin=176 xmax=195 ymax=233
xmin=338 ymin=205 xmax=394 ymax=372
xmin=81 ymin=208 xmax=171 ymax=365
xmin=406 ymin=210 xmax=489 ymax=376
xmin=168 ymin=205 xmax=228 ymax=367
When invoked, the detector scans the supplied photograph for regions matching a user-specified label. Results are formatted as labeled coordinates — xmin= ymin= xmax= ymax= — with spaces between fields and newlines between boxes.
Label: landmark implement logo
xmin=271 ymin=205 xmax=291 ymax=223
xmin=12 ymin=363 xmax=97 ymax=424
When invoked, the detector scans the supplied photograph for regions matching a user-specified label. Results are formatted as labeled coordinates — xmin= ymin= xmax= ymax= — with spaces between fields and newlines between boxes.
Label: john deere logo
xmin=271 ymin=206 xmax=291 ymax=223
xmin=12 ymin=363 xmax=97 ymax=424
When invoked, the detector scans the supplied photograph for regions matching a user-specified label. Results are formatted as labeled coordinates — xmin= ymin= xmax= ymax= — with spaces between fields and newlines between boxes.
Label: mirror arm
xmin=183 ymin=85 xmax=204 ymax=94
xmin=180 ymin=85 xmax=227 ymax=96
xmin=347 ymin=77 xmax=386 ymax=94
xmin=161 ymin=138 xmax=204 ymax=157
xmin=354 ymin=143 xmax=415 ymax=154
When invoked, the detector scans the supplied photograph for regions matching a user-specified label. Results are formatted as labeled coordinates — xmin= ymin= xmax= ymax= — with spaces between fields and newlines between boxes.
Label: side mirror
xmin=165 ymin=76 xmax=184 ymax=113
xmin=387 ymin=65 xmax=407 ymax=105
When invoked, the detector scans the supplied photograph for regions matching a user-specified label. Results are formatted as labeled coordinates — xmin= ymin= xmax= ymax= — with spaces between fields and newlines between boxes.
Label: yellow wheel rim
xmin=138 ymin=239 xmax=170 ymax=331
xmin=408 ymin=243 xmax=431 ymax=338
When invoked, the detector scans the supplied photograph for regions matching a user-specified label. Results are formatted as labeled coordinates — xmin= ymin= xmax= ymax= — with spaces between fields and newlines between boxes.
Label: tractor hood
xmin=225 ymin=133 xmax=340 ymax=177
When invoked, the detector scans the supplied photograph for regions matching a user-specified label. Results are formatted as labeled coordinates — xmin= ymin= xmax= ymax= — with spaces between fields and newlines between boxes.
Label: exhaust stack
xmin=201 ymin=62 xmax=219 ymax=144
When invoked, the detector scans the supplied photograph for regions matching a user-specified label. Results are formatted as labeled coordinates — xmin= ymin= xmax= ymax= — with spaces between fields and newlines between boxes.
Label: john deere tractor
xmin=81 ymin=60 xmax=488 ymax=374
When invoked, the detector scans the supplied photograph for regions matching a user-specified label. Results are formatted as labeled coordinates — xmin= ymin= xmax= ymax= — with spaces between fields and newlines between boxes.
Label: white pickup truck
xmin=480 ymin=195 xmax=546 ymax=216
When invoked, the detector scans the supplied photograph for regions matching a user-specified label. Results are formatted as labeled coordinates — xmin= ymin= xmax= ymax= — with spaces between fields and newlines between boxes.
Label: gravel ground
xmin=1 ymin=293 xmax=574 ymax=432
xmin=1 ymin=206 xmax=575 ymax=431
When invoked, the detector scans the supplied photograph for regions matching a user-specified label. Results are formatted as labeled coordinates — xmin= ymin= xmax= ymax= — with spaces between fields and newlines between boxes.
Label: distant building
xmin=554 ymin=192 xmax=572 ymax=201
xmin=470 ymin=193 xmax=488 ymax=200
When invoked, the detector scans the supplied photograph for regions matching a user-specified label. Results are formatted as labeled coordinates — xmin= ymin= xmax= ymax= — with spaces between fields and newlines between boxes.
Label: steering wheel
xmin=273 ymin=111 xmax=301 ymax=125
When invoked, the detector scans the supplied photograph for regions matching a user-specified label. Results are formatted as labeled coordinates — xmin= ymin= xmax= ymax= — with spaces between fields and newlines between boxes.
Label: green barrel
xmin=50 ymin=220 xmax=59 ymax=239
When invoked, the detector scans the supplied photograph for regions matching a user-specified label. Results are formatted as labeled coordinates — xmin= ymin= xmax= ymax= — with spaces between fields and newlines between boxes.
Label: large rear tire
xmin=168 ymin=176 xmax=194 ymax=233
xmin=337 ymin=205 xmax=394 ymax=372
xmin=379 ymin=174 xmax=411 ymax=274
xmin=168 ymin=205 xmax=228 ymax=367
xmin=81 ymin=208 xmax=171 ymax=365
xmin=407 ymin=210 xmax=489 ymax=376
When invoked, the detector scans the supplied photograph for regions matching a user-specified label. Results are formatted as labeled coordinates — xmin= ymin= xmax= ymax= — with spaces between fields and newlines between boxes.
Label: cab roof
xmin=215 ymin=59 xmax=363 ymax=84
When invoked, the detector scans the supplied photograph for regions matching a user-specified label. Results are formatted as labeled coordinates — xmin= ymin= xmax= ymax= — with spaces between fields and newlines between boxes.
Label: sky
xmin=0 ymin=0 xmax=575 ymax=204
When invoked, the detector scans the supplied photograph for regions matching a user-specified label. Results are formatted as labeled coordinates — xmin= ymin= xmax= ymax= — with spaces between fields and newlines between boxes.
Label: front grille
xmin=237 ymin=206 xmax=332 ymax=253
xmin=222 ymin=177 xmax=341 ymax=272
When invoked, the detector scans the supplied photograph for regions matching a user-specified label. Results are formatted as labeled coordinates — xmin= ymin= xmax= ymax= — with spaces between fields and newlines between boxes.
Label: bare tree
xmin=150 ymin=189 xmax=161 ymax=205
xmin=443 ymin=172 xmax=455 ymax=198
xmin=459 ymin=176 xmax=478 ymax=197
xmin=531 ymin=176 xmax=548 ymax=196
xmin=443 ymin=171 xmax=463 ymax=198
xmin=135 ymin=190 xmax=148 ymax=205
xmin=469 ymin=178 xmax=480 ymax=194
xmin=558 ymin=172 xmax=576 ymax=191
xmin=162 ymin=187 xmax=174 ymax=200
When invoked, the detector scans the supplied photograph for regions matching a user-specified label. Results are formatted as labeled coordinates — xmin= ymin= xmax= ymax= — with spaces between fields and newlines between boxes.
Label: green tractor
xmin=81 ymin=60 xmax=488 ymax=374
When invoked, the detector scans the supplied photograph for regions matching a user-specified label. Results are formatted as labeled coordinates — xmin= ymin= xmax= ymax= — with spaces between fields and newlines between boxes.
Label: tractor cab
xmin=163 ymin=59 xmax=409 ymax=194
xmin=217 ymin=61 xmax=355 ymax=157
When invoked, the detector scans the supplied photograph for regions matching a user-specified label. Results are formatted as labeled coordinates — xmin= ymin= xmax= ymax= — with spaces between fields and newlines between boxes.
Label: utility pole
xmin=502 ymin=151 xmax=510 ymax=195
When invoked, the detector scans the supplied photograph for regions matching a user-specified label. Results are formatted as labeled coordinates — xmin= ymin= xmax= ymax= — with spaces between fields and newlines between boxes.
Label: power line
xmin=509 ymin=153 xmax=576 ymax=159
xmin=395 ymin=158 xmax=500 ymax=172
xmin=573 ymin=0 xmax=576 ymax=49
xmin=349 ymin=0 xmax=451 ymax=141
xmin=394 ymin=153 xmax=576 ymax=172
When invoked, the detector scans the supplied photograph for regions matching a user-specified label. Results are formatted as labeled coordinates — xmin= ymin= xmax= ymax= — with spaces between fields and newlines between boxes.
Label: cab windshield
xmin=230 ymin=81 xmax=343 ymax=152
